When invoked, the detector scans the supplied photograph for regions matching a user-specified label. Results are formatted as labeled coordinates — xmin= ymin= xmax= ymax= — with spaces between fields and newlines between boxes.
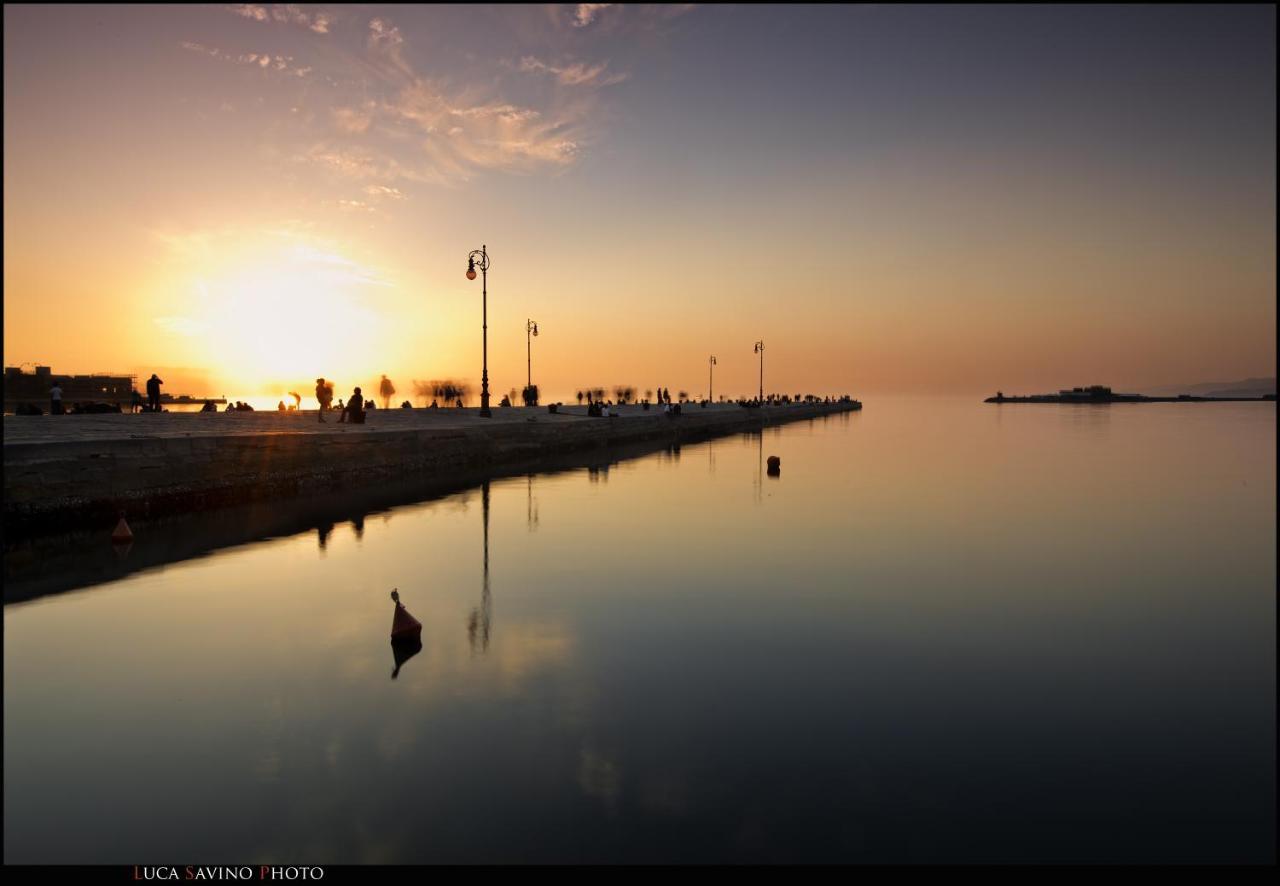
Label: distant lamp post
xmin=753 ymin=340 xmax=764 ymax=403
xmin=466 ymin=246 xmax=492 ymax=417
xmin=709 ymin=355 xmax=717 ymax=403
xmin=526 ymin=319 xmax=539 ymax=391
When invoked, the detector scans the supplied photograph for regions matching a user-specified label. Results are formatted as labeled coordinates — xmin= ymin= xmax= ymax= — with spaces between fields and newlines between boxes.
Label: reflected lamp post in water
xmin=468 ymin=480 xmax=492 ymax=653
xmin=753 ymin=340 xmax=764 ymax=403
xmin=708 ymin=355 xmax=716 ymax=403
xmin=466 ymin=245 xmax=492 ymax=418
xmin=526 ymin=319 xmax=539 ymax=394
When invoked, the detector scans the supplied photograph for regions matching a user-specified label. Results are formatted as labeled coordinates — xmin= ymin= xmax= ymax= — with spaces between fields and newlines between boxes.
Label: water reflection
xmin=390 ymin=636 xmax=423 ymax=679
xmin=467 ymin=481 xmax=493 ymax=654
xmin=4 ymin=398 xmax=1274 ymax=864
xmin=526 ymin=475 xmax=539 ymax=532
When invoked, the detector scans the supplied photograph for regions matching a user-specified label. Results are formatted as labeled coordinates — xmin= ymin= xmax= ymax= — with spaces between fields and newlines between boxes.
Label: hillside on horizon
xmin=1143 ymin=377 xmax=1276 ymax=397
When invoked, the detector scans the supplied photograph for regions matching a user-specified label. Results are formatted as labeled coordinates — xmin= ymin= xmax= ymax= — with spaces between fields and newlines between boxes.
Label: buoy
xmin=390 ymin=588 xmax=423 ymax=640
xmin=766 ymin=455 xmax=781 ymax=474
xmin=111 ymin=513 xmax=133 ymax=544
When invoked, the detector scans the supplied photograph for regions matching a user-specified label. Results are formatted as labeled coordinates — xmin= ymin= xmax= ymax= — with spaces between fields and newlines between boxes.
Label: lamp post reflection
xmin=527 ymin=474 xmax=539 ymax=531
xmin=468 ymin=480 xmax=492 ymax=653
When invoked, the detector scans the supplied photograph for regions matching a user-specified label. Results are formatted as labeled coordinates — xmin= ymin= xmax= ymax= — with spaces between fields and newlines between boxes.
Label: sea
xmin=4 ymin=396 xmax=1275 ymax=863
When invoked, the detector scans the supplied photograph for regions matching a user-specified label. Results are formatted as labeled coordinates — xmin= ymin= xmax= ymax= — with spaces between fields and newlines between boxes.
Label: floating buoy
xmin=111 ymin=512 xmax=133 ymax=544
xmin=766 ymin=455 xmax=781 ymax=475
xmin=390 ymin=588 xmax=423 ymax=640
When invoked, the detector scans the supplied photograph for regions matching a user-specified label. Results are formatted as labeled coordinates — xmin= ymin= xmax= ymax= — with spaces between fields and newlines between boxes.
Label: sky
xmin=3 ymin=3 xmax=1275 ymax=400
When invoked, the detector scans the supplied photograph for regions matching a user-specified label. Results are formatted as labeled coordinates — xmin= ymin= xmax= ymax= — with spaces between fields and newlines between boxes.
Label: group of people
xmin=314 ymin=378 xmax=369 ymax=424
xmin=45 ymin=372 xmax=164 ymax=416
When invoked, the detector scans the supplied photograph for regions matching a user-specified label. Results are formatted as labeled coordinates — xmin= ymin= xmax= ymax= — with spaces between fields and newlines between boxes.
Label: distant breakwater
xmin=3 ymin=402 xmax=858 ymax=536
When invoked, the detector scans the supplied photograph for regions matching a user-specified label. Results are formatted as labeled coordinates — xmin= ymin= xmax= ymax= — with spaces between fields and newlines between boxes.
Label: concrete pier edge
xmin=4 ymin=402 xmax=859 ymax=537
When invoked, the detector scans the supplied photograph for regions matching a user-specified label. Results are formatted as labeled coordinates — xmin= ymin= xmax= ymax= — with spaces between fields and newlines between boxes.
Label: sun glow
xmin=165 ymin=237 xmax=393 ymax=393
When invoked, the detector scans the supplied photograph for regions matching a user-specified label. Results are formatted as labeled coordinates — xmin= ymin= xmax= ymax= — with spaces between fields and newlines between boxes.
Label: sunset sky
xmin=3 ymin=4 xmax=1275 ymax=400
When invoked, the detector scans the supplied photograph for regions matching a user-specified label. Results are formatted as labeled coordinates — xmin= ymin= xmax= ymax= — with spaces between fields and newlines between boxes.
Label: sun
xmin=186 ymin=243 xmax=389 ymax=392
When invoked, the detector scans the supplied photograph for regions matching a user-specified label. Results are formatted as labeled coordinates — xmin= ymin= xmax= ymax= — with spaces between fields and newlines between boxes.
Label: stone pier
xmin=4 ymin=401 xmax=859 ymax=535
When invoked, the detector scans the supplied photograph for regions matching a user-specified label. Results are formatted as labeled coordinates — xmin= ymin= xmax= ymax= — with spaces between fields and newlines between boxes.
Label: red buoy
xmin=111 ymin=513 xmax=134 ymax=544
xmin=390 ymin=588 xmax=422 ymax=640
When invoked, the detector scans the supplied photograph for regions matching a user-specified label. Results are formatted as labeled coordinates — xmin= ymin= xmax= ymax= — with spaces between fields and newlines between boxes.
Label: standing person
xmin=289 ymin=391 xmax=301 ymax=411
xmin=146 ymin=374 xmax=163 ymax=413
xmin=315 ymin=377 xmax=331 ymax=423
xmin=379 ymin=375 xmax=395 ymax=410
xmin=49 ymin=381 xmax=64 ymax=415
xmin=130 ymin=388 xmax=142 ymax=413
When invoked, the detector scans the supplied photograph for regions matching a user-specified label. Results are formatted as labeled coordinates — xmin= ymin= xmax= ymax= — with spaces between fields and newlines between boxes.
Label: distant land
xmin=1142 ymin=377 xmax=1276 ymax=398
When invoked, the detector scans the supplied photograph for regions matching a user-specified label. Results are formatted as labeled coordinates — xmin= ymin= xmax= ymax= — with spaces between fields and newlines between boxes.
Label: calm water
xmin=4 ymin=397 xmax=1275 ymax=863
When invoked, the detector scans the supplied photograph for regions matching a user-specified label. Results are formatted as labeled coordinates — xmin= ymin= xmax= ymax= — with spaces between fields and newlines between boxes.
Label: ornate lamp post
xmin=466 ymin=245 xmax=492 ymax=417
xmin=526 ymin=319 xmax=539 ymax=392
xmin=753 ymin=340 xmax=764 ymax=403
xmin=708 ymin=355 xmax=717 ymax=403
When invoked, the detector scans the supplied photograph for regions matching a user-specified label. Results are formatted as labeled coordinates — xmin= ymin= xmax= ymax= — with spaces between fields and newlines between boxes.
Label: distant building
xmin=4 ymin=365 xmax=135 ymax=413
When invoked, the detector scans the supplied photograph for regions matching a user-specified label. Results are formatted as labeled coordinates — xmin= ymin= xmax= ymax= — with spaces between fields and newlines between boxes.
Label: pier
xmin=3 ymin=401 xmax=859 ymax=535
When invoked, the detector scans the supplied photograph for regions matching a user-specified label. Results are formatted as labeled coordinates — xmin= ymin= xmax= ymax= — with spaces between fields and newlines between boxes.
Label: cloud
xmin=300 ymin=145 xmax=402 ymax=181
xmin=368 ymin=17 xmax=403 ymax=49
xmin=228 ymin=4 xmax=332 ymax=33
xmin=378 ymin=79 xmax=587 ymax=179
xmin=518 ymin=56 xmax=627 ymax=87
xmin=199 ymin=11 xmax=634 ymax=188
xmin=363 ymin=185 xmax=405 ymax=200
xmin=228 ymin=4 xmax=269 ymax=22
xmin=573 ymin=4 xmax=613 ymax=28
xmin=331 ymin=105 xmax=373 ymax=134
xmin=179 ymin=41 xmax=311 ymax=77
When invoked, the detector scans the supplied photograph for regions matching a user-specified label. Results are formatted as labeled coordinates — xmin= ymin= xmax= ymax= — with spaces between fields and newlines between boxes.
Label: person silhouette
xmin=315 ymin=378 xmax=331 ymax=423
xmin=146 ymin=374 xmax=163 ymax=412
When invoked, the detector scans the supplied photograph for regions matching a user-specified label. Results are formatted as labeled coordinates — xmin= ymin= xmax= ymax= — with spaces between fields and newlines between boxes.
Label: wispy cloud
xmin=363 ymin=185 xmax=405 ymax=200
xmin=227 ymin=4 xmax=332 ymax=34
xmin=367 ymin=17 xmax=403 ymax=49
xmin=518 ymin=56 xmax=627 ymax=87
xmin=192 ymin=8 xmax=686 ymax=189
xmin=573 ymin=4 xmax=614 ymax=28
xmin=331 ymin=104 xmax=373 ymax=134
xmin=179 ymin=41 xmax=311 ymax=77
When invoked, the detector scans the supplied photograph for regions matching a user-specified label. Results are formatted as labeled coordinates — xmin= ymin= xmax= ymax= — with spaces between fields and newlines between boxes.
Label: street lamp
xmin=708 ymin=355 xmax=716 ymax=403
xmin=466 ymin=245 xmax=492 ymax=417
xmin=526 ymin=319 xmax=539 ymax=393
xmin=753 ymin=340 xmax=764 ymax=403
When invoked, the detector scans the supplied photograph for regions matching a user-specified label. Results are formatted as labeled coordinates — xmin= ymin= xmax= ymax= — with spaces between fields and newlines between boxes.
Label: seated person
xmin=339 ymin=387 xmax=366 ymax=424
